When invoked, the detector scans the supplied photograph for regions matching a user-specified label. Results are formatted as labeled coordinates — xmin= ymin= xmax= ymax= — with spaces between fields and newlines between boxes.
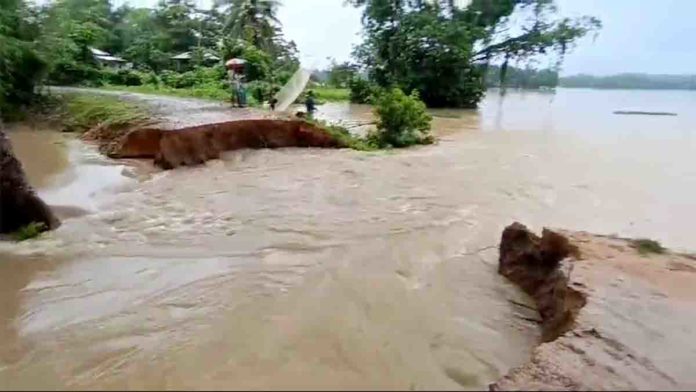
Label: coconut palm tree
xmin=216 ymin=0 xmax=281 ymax=50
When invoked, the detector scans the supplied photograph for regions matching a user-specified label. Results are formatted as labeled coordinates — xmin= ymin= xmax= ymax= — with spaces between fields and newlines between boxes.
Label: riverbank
xmin=43 ymin=88 xmax=373 ymax=169
xmin=98 ymin=84 xmax=350 ymax=105
xmin=493 ymin=224 xmax=696 ymax=390
xmin=1 ymin=89 xmax=695 ymax=390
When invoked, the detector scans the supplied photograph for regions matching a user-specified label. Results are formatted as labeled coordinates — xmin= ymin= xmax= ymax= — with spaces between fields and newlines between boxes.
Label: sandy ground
xmin=494 ymin=231 xmax=696 ymax=390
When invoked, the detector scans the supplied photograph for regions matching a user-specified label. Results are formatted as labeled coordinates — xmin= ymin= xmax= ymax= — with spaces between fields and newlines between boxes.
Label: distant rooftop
xmin=89 ymin=47 xmax=126 ymax=63
xmin=171 ymin=52 xmax=221 ymax=61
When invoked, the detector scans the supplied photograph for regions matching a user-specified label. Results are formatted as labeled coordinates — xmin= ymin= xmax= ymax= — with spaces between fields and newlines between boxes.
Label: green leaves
xmin=371 ymin=88 xmax=433 ymax=147
xmin=350 ymin=0 xmax=601 ymax=107
xmin=0 ymin=0 xmax=46 ymax=119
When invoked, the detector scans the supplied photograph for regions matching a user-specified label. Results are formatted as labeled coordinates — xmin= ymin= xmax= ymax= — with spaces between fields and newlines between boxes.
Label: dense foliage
xmin=0 ymin=0 xmax=304 ymax=119
xmin=0 ymin=0 xmax=46 ymax=119
xmin=348 ymin=77 xmax=378 ymax=104
xmin=370 ymin=88 xmax=432 ymax=147
xmin=348 ymin=0 xmax=600 ymax=107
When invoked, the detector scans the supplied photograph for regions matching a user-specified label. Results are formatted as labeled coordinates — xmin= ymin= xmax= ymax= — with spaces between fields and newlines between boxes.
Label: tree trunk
xmin=0 ymin=128 xmax=60 ymax=234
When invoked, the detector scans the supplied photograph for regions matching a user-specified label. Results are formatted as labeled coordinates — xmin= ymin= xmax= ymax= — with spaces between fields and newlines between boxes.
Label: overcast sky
xmin=117 ymin=0 xmax=696 ymax=75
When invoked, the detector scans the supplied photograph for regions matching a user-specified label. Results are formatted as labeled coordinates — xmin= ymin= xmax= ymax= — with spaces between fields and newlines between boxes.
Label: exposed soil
xmin=492 ymin=224 xmax=696 ymax=391
xmin=95 ymin=119 xmax=343 ymax=170
xmin=0 ymin=129 xmax=59 ymax=233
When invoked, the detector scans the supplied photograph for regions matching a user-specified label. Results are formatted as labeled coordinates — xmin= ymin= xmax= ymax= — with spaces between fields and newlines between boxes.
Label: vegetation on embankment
xmin=57 ymin=94 xmax=151 ymax=133
xmin=631 ymin=238 xmax=667 ymax=256
xmin=307 ymin=87 xmax=434 ymax=150
xmin=101 ymin=84 xmax=238 ymax=103
xmin=101 ymin=83 xmax=348 ymax=106
xmin=12 ymin=222 xmax=48 ymax=241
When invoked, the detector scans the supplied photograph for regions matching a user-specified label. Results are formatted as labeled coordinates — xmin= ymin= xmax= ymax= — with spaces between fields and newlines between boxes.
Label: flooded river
xmin=1 ymin=88 xmax=695 ymax=390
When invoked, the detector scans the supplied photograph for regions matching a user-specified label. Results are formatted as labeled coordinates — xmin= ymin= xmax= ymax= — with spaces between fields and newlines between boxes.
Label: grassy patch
xmin=61 ymin=94 xmax=151 ymax=133
xmin=305 ymin=118 xmax=377 ymax=151
xmin=102 ymin=84 xmax=345 ymax=106
xmin=101 ymin=84 xmax=260 ymax=106
xmin=631 ymin=238 xmax=667 ymax=256
xmin=313 ymin=87 xmax=350 ymax=102
xmin=12 ymin=222 xmax=48 ymax=241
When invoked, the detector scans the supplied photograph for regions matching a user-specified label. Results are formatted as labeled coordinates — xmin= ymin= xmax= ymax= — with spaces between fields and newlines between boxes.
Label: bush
xmin=247 ymin=80 xmax=273 ymax=103
xmin=370 ymin=88 xmax=433 ymax=148
xmin=303 ymin=119 xmax=377 ymax=151
xmin=101 ymin=69 xmax=145 ymax=86
xmin=118 ymin=69 xmax=144 ymax=86
xmin=49 ymin=60 xmax=102 ymax=86
xmin=158 ymin=66 xmax=225 ymax=89
xmin=142 ymin=71 xmax=160 ymax=86
xmin=348 ymin=77 xmax=377 ymax=104
xmin=632 ymin=238 xmax=666 ymax=256
xmin=0 ymin=35 xmax=46 ymax=119
xmin=12 ymin=222 xmax=47 ymax=241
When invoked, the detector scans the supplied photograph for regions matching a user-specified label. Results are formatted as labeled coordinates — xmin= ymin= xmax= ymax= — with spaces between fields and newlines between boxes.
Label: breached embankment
xmin=85 ymin=118 xmax=344 ymax=169
xmin=492 ymin=223 xmax=696 ymax=391
xmin=0 ymin=129 xmax=60 ymax=234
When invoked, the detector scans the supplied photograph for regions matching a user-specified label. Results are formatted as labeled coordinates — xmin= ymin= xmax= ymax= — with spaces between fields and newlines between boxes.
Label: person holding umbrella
xmin=226 ymin=58 xmax=247 ymax=108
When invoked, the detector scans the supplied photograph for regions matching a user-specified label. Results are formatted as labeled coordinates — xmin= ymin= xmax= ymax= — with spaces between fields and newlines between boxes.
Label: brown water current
xmin=1 ymin=88 xmax=695 ymax=390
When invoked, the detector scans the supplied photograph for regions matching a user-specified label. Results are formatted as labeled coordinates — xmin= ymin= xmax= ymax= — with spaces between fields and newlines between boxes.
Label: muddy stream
xmin=1 ymin=89 xmax=695 ymax=390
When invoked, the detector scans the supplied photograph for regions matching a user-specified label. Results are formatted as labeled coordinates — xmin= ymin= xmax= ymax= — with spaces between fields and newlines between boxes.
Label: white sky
xmin=113 ymin=0 xmax=696 ymax=75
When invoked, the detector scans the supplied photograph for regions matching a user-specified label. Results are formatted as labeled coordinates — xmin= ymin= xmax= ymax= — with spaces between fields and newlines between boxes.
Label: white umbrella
xmin=225 ymin=58 xmax=247 ymax=67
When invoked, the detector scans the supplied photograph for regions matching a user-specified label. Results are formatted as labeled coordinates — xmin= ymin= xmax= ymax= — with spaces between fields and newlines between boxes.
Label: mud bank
xmin=0 ymin=129 xmax=59 ymax=233
xmin=86 ymin=119 xmax=343 ymax=169
xmin=492 ymin=223 xmax=696 ymax=390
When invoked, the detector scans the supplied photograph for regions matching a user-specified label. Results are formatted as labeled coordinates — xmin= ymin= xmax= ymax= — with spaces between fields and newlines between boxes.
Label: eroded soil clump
xmin=0 ymin=129 xmax=59 ymax=234
xmin=498 ymin=222 xmax=584 ymax=342
xmin=493 ymin=223 xmax=696 ymax=391
xmin=86 ymin=119 xmax=343 ymax=170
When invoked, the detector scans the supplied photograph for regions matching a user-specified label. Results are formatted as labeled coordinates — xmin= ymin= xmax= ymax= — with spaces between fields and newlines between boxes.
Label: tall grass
xmin=62 ymin=94 xmax=151 ymax=133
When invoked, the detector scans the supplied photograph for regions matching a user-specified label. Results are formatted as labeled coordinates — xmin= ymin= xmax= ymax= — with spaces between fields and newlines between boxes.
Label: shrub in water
xmin=371 ymin=88 xmax=433 ymax=148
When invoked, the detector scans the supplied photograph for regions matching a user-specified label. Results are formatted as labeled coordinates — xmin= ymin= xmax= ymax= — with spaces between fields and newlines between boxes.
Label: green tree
xmin=348 ymin=0 xmax=600 ymax=107
xmin=38 ymin=0 xmax=113 ymax=84
xmin=153 ymin=0 xmax=198 ymax=54
xmin=326 ymin=60 xmax=359 ymax=88
xmin=0 ymin=0 xmax=46 ymax=118
xmin=218 ymin=0 xmax=281 ymax=50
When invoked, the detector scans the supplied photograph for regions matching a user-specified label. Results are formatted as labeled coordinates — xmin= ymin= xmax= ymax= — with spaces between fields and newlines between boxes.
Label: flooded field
xmin=1 ymin=88 xmax=695 ymax=390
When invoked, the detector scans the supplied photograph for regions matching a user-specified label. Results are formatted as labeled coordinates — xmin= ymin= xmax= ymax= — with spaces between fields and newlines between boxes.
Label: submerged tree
xmin=348 ymin=0 xmax=601 ymax=107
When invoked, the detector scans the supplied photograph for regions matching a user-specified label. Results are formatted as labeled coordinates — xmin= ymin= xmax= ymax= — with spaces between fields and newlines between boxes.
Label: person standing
xmin=305 ymin=90 xmax=316 ymax=117
xmin=228 ymin=69 xmax=240 ymax=107
xmin=237 ymin=77 xmax=247 ymax=108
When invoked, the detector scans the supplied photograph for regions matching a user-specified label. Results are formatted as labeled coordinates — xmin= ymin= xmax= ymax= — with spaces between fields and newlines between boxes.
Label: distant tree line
xmin=560 ymin=73 xmax=696 ymax=90
xmin=485 ymin=65 xmax=559 ymax=89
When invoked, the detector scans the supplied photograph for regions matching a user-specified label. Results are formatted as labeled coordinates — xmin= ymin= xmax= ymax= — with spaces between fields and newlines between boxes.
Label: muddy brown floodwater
xmin=1 ymin=88 xmax=695 ymax=390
